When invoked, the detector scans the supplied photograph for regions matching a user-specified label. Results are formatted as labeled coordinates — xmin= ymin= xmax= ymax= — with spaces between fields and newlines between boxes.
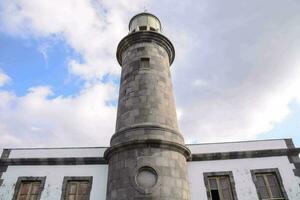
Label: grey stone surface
xmin=0 ymin=149 xmax=10 ymax=186
xmin=111 ymin=39 xmax=184 ymax=147
xmin=106 ymin=148 xmax=190 ymax=200
xmin=191 ymin=147 xmax=300 ymax=161
xmin=105 ymin=13 xmax=191 ymax=200
xmin=115 ymin=42 xmax=178 ymax=133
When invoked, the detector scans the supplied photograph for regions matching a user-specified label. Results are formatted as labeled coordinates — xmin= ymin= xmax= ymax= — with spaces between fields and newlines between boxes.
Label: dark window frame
xmin=60 ymin=176 xmax=93 ymax=200
xmin=139 ymin=26 xmax=147 ymax=31
xmin=12 ymin=176 xmax=46 ymax=200
xmin=140 ymin=57 xmax=150 ymax=68
xmin=203 ymin=171 xmax=238 ymax=200
xmin=251 ymin=168 xmax=289 ymax=200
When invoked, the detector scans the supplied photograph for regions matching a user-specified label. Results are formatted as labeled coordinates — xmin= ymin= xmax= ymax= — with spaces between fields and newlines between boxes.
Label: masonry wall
xmin=0 ymin=165 xmax=108 ymax=200
xmin=0 ymin=147 xmax=108 ymax=200
xmin=1 ymin=157 xmax=298 ymax=200
xmin=187 ymin=139 xmax=300 ymax=200
xmin=0 ymin=139 xmax=299 ymax=200
xmin=188 ymin=156 xmax=300 ymax=200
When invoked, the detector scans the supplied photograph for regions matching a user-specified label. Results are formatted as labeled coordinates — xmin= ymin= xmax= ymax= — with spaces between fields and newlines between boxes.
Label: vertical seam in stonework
xmin=289 ymin=155 xmax=300 ymax=178
xmin=0 ymin=149 xmax=11 ymax=186
xmin=284 ymin=139 xmax=300 ymax=178
xmin=284 ymin=138 xmax=295 ymax=149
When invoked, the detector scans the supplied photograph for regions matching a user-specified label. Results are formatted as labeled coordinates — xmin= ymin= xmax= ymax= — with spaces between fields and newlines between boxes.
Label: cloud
xmin=0 ymin=0 xmax=147 ymax=147
xmin=0 ymin=83 xmax=117 ymax=147
xmin=0 ymin=69 xmax=11 ymax=87
xmin=0 ymin=0 xmax=149 ymax=147
xmin=1 ymin=0 xmax=300 ymax=147
xmin=0 ymin=0 xmax=148 ymax=81
xmin=158 ymin=0 xmax=300 ymax=143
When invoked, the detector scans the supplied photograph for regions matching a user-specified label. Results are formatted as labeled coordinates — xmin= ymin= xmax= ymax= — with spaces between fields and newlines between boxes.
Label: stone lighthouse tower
xmin=104 ymin=12 xmax=191 ymax=199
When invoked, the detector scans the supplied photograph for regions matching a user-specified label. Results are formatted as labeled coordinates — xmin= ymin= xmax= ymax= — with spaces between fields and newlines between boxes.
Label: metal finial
xmin=143 ymin=6 xmax=147 ymax=12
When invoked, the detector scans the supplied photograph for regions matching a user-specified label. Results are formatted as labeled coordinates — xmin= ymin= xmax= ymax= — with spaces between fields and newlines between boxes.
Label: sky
xmin=0 ymin=0 xmax=300 ymax=147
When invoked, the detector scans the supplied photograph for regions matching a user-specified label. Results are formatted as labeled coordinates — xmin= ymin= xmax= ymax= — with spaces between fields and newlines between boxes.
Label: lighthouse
xmin=104 ymin=12 xmax=191 ymax=199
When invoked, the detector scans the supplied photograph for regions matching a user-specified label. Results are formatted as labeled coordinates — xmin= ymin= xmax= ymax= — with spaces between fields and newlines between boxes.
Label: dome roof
xmin=128 ymin=12 xmax=162 ymax=33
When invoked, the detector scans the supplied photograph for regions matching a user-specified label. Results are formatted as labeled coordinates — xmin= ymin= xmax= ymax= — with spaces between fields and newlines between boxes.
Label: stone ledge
xmin=111 ymin=124 xmax=184 ymax=146
xmin=0 ymin=149 xmax=10 ymax=186
xmin=191 ymin=147 xmax=300 ymax=161
xmin=0 ymin=148 xmax=298 ymax=166
xmin=116 ymin=31 xmax=175 ymax=66
xmin=105 ymin=139 xmax=191 ymax=161
xmin=0 ymin=157 xmax=107 ymax=165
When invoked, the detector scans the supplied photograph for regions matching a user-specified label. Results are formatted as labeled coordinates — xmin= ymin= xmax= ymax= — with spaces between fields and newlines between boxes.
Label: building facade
xmin=0 ymin=139 xmax=300 ymax=199
xmin=0 ymin=13 xmax=300 ymax=200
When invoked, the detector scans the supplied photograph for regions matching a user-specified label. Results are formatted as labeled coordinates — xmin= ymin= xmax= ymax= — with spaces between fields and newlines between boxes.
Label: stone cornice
xmin=0 ymin=157 xmax=107 ymax=165
xmin=105 ymin=139 xmax=191 ymax=161
xmin=0 ymin=149 xmax=10 ymax=186
xmin=191 ymin=147 xmax=300 ymax=161
xmin=111 ymin=124 xmax=184 ymax=144
xmin=116 ymin=31 xmax=175 ymax=66
xmin=0 ymin=148 xmax=298 ymax=166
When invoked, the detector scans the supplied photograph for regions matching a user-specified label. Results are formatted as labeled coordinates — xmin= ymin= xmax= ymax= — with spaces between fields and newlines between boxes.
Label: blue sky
xmin=0 ymin=34 xmax=80 ymax=96
xmin=0 ymin=0 xmax=300 ymax=147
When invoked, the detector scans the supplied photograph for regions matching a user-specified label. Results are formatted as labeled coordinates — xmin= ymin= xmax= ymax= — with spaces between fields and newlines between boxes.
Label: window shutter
xmin=209 ymin=178 xmax=218 ymax=190
xmin=141 ymin=58 xmax=150 ymax=68
xmin=219 ymin=177 xmax=232 ymax=200
xmin=17 ymin=181 xmax=41 ymax=200
xmin=256 ymin=175 xmax=270 ymax=199
xmin=64 ymin=180 xmax=91 ymax=200
xmin=267 ymin=174 xmax=283 ymax=198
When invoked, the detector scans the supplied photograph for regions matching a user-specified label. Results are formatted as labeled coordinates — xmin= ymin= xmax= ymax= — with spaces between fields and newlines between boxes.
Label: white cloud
xmin=0 ymin=0 xmax=148 ymax=81
xmin=0 ymin=69 xmax=11 ymax=87
xmin=1 ymin=0 xmax=300 ymax=147
xmin=0 ymin=0 xmax=150 ymax=147
xmin=0 ymin=0 xmax=148 ymax=147
xmin=167 ymin=1 xmax=300 ymax=143
xmin=0 ymin=83 xmax=117 ymax=147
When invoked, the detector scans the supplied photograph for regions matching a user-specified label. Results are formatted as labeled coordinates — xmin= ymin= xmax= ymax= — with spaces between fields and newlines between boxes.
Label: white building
xmin=0 ymin=138 xmax=299 ymax=199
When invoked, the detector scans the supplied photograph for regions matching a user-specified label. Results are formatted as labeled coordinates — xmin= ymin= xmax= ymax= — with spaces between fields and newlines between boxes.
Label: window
xmin=139 ymin=26 xmax=147 ymax=31
xmin=150 ymin=27 xmax=156 ymax=31
xmin=251 ymin=169 xmax=288 ymax=200
xmin=65 ymin=181 xmax=90 ymax=200
xmin=17 ymin=181 xmax=41 ymax=200
xmin=12 ymin=177 xmax=46 ymax=200
xmin=137 ymin=47 xmax=145 ymax=52
xmin=204 ymin=172 xmax=237 ymax=200
xmin=141 ymin=58 xmax=150 ymax=68
xmin=61 ymin=177 xmax=92 ymax=200
xmin=208 ymin=176 xmax=234 ymax=200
